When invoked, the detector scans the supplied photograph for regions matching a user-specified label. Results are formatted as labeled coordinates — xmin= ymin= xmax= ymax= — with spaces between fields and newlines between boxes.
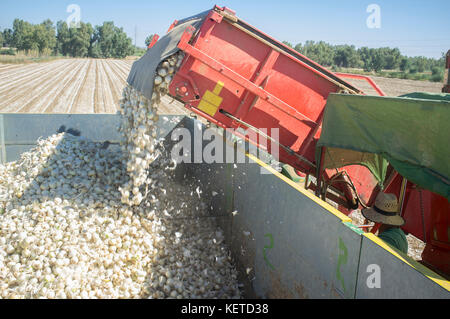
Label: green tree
xmin=399 ymin=57 xmax=409 ymax=71
xmin=89 ymin=42 xmax=102 ymax=58
xmin=56 ymin=21 xmax=70 ymax=56
xmin=93 ymin=21 xmax=133 ymax=58
xmin=285 ymin=39 xmax=443 ymax=76
xmin=68 ymin=22 xmax=94 ymax=57
xmin=357 ymin=47 xmax=386 ymax=72
xmin=282 ymin=41 xmax=293 ymax=48
xmin=12 ymin=19 xmax=35 ymax=51
xmin=12 ymin=19 xmax=56 ymax=54
xmin=94 ymin=22 xmax=115 ymax=58
xmin=33 ymin=19 xmax=56 ymax=54
xmin=2 ymin=29 xmax=13 ymax=47
xmin=411 ymin=57 xmax=427 ymax=72
xmin=112 ymin=26 xmax=134 ymax=58
xmin=0 ymin=31 xmax=3 ymax=47
xmin=383 ymin=48 xmax=401 ymax=69
xmin=371 ymin=49 xmax=386 ymax=72
xmin=358 ymin=47 xmax=373 ymax=72
xmin=5 ymin=17 xmax=137 ymax=59
xmin=409 ymin=66 xmax=418 ymax=74
xmin=57 ymin=21 xmax=93 ymax=57
xmin=297 ymin=40 xmax=334 ymax=66
xmin=334 ymin=45 xmax=360 ymax=68
xmin=294 ymin=43 xmax=304 ymax=54
xmin=133 ymin=46 xmax=147 ymax=56
xmin=431 ymin=66 xmax=441 ymax=75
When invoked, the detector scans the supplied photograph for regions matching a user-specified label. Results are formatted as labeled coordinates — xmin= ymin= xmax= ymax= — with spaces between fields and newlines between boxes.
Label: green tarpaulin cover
xmin=317 ymin=93 xmax=450 ymax=200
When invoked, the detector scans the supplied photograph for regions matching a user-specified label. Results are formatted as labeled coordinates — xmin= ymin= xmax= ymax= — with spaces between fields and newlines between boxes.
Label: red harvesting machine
xmin=137 ymin=6 xmax=450 ymax=277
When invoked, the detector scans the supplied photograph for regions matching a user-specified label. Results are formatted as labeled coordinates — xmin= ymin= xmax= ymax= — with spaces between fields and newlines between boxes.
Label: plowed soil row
xmin=0 ymin=59 xmax=133 ymax=113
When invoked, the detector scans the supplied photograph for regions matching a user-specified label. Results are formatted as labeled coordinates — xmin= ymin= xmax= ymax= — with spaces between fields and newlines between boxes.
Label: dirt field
xmin=0 ymin=59 xmax=133 ymax=113
xmin=0 ymin=59 xmax=444 ymax=115
xmin=0 ymin=58 xmax=189 ymax=114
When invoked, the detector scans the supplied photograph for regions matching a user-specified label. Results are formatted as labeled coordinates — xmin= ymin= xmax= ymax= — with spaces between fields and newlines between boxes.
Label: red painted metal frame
xmin=177 ymin=31 xmax=317 ymax=127
xmin=335 ymin=72 xmax=386 ymax=96
xmin=169 ymin=6 xmax=379 ymax=211
xmin=167 ymin=20 xmax=179 ymax=34
xmin=147 ymin=34 xmax=159 ymax=49
xmin=166 ymin=5 xmax=449 ymax=276
xmin=383 ymin=173 xmax=450 ymax=275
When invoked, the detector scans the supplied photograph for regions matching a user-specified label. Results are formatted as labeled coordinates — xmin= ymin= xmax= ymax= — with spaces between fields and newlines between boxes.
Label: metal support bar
xmin=398 ymin=177 xmax=408 ymax=216
xmin=234 ymin=49 xmax=280 ymax=121
xmin=335 ymin=73 xmax=386 ymax=96
xmin=166 ymin=20 xmax=179 ymax=33
xmin=147 ymin=34 xmax=160 ymax=49
xmin=219 ymin=109 xmax=315 ymax=168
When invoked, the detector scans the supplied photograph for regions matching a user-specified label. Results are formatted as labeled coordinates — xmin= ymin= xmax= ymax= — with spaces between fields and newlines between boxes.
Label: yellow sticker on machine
xmin=198 ymin=81 xmax=224 ymax=116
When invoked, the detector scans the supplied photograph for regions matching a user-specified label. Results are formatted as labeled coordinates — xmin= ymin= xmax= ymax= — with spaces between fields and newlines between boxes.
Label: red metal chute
xmin=169 ymin=6 xmax=371 ymax=211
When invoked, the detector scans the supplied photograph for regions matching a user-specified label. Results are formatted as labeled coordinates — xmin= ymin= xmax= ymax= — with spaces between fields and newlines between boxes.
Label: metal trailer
xmin=1 ymin=113 xmax=448 ymax=298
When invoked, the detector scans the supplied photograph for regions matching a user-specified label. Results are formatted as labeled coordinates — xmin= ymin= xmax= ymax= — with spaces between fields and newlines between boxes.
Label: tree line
xmin=283 ymin=40 xmax=445 ymax=81
xmin=1 ymin=19 xmax=135 ymax=59
xmin=0 ymin=19 xmax=445 ymax=80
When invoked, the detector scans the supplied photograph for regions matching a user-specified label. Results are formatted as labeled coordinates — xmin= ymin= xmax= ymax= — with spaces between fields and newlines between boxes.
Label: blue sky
xmin=1 ymin=0 xmax=449 ymax=58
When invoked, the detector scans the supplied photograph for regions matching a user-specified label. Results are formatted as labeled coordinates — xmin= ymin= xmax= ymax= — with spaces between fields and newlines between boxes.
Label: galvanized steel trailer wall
xmin=0 ymin=113 xmax=184 ymax=164
xmin=1 ymin=114 xmax=449 ymax=299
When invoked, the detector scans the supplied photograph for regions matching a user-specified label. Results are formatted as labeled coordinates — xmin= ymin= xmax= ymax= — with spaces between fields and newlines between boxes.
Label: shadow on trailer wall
xmin=1 ymin=113 xmax=449 ymax=298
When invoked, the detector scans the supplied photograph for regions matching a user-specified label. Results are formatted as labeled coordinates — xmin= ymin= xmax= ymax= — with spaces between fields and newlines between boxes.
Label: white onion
xmin=0 ymin=51 xmax=241 ymax=300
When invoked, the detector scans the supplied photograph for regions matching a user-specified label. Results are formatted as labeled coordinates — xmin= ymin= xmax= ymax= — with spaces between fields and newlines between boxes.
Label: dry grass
xmin=0 ymin=55 xmax=63 ymax=64
xmin=344 ymin=75 xmax=443 ymax=96
xmin=0 ymin=48 xmax=65 ymax=64
xmin=338 ymin=67 xmax=442 ymax=83
xmin=124 ymin=55 xmax=141 ymax=61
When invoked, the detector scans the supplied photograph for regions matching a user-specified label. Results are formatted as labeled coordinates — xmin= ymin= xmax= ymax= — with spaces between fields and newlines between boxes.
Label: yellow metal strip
xmin=213 ymin=81 xmax=224 ymax=95
xmin=202 ymin=91 xmax=223 ymax=106
xmin=364 ymin=233 xmax=450 ymax=291
xmin=197 ymin=81 xmax=225 ymax=117
xmin=198 ymin=100 xmax=219 ymax=117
